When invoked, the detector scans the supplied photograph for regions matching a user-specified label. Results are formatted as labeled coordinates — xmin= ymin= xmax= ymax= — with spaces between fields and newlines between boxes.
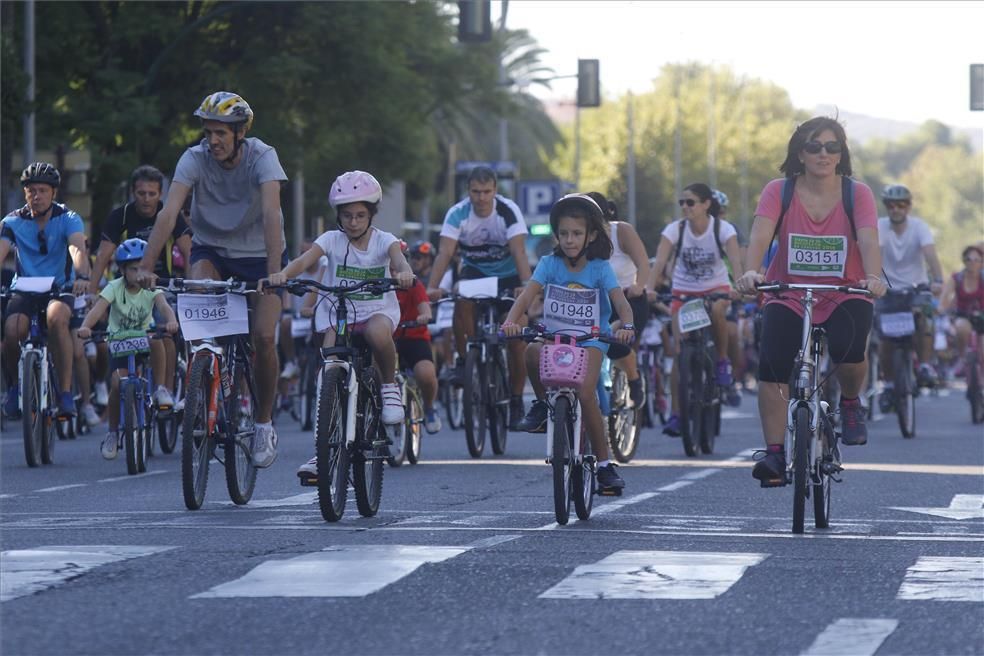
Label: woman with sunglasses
xmin=737 ymin=116 xmax=886 ymax=487
xmin=648 ymin=182 xmax=742 ymax=437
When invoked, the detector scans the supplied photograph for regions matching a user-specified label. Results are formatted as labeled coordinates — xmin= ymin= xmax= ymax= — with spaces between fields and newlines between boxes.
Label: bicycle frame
xmin=784 ymin=288 xmax=827 ymax=475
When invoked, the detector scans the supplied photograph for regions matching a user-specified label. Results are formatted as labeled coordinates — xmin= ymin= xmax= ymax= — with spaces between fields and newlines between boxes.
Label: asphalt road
xmin=2 ymin=385 xmax=982 ymax=656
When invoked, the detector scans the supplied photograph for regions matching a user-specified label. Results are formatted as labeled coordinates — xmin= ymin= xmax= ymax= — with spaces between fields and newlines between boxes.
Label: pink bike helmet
xmin=329 ymin=170 xmax=382 ymax=209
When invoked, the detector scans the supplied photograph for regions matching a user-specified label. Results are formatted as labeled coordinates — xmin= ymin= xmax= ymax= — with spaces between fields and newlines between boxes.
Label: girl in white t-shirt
xmin=648 ymin=182 xmax=742 ymax=436
xmin=264 ymin=172 xmax=413 ymax=477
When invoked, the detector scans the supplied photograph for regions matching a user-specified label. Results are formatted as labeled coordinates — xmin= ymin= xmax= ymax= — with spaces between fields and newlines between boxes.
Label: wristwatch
xmin=623 ymin=323 xmax=635 ymax=331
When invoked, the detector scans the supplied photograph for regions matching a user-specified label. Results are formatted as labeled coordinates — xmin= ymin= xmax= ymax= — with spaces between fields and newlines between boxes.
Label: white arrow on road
xmin=891 ymin=494 xmax=984 ymax=520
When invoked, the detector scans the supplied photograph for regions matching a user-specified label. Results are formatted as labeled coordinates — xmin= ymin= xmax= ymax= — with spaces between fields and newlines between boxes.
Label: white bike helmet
xmin=193 ymin=91 xmax=254 ymax=131
xmin=329 ymin=170 xmax=383 ymax=208
xmin=711 ymin=189 xmax=729 ymax=208
xmin=881 ymin=184 xmax=911 ymax=202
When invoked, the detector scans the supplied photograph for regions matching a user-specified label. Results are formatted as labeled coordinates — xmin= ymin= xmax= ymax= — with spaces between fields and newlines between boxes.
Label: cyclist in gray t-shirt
xmin=138 ymin=91 xmax=287 ymax=469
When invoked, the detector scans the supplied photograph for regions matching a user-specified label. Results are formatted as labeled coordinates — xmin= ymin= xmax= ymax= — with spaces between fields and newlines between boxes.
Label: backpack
xmin=771 ymin=175 xmax=856 ymax=245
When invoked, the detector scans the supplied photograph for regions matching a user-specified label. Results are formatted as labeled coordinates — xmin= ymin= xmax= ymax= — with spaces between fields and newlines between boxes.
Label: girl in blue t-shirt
xmin=502 ymin=194 xmax=635 ymax=491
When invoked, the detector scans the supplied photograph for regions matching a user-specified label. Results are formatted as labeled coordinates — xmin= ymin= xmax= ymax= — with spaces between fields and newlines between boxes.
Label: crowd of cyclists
xmin=2 ymin=93 xmax=982 ymax=501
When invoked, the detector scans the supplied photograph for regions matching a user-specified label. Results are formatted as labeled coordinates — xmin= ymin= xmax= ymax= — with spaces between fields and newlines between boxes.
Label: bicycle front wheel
xmin=353 ymin=369 xmax=384 ymax=517
xmin=700 ymin=355 xmax=717 ymax=455
xmin=792 ymin=404 xmax=810 ymax=534
xmin=572 ymin=424 xmax=594 ymax=521
xmin=123 ymin=384 xmax=141 ymax=476
xmin=181 ymin=356 xmax=213 ymax=510
xmin=225 ymin=364 xmax=257 ymax=505
xmin=488 ymin=349 xmax=509 ymax=455
xmin=316 ymin=367 xmax=349 ymax=522
xmin=679 ymin=345 xmax=702 ymax=457
xmin=894 ymin=349 xmax=916 ymax=438
xmin=41 ymin=370 xmax=57 ymax=465
xmin=552 ymin=396 xmax=574 ymax=526
xmin=969 ymin=359 xmax=984 ymax=424
xmin=462 ymin=349 xmax=486 ymax=458
xmin=21 ymin=352 xmax=42 ymax=467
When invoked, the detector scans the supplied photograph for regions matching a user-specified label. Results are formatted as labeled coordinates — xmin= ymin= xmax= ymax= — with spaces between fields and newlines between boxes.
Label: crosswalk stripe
xmin=538 ymin=550 xmax=768 ymax=599
xmin=896 ymin=556 xmax=984 ymax=602
xmin=1 ymin=545 xmax=174 ymax=602
xmin=801 ymin=618 xmax=899 ymax=656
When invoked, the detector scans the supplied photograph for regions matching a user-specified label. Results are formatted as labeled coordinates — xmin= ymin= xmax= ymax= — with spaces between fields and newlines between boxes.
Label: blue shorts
xmin=190 ymin=244 xmax=288 ymax=283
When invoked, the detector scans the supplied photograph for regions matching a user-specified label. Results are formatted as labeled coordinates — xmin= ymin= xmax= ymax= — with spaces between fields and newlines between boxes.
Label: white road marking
xmin=1 ymin=545 xmax=174 ymax=602
xmin=720 ymin=410 xmax=755 ymax=419
xmin=247 ymin=492 xmax=318 ymax=508
xmin=0 ymin=494 xmax=18 ymax=499
xmin=656 ymin=481 xmax=693 ymax=492
xmin=727 ymin=448 xmax=757 ymax=461
xmin=801 ymin=618 xmax=899 ymax=656
xmin=896 ymin=556 xmax=984 ymax=602
xmin=96 ymin=470 xmax=168 ymax=484
xmin=34 ymin=484 xmax=88 ymax=493
xmin=681 ymin=468 xmax=719 ymax=481
xmin=891 ymin=494 xmax=984 ymax=520
xmin=539 ymin=550 xmax=767 ymax=599
xmin=535 ymin=491 xmax=661 ymax=530
xmin=191 ymin=545 xmax=471 ymax=598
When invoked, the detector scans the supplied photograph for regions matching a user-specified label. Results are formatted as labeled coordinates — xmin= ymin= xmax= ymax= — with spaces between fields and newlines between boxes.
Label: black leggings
xmin=758 ymin=300 xmax=873 ymax=384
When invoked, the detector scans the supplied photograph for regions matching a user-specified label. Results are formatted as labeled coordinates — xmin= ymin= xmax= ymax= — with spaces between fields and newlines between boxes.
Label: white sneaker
xmin=252 ymin=423 xmax=278 ymax=468
xmin=94 ymin=381 xmax=109 ymax=406
xmin=381 ymin=383 xmax=405 ymax=425
xmin=173 ymin=398 xmax=185 ymax=413
xmin=101 ymin=432 xmax=119 ymax=460
xmin=296 ymin=456 xmax=317 ymax=478
xmin=82 ymin=403 xmax=101 ymax=427
xmin=280 ymin=360 xmax=300 ymax=379
xmin=154 ymin=386 xmax=174 ymax=408
xmin=424 ymin=407 xmax=442 ymax=434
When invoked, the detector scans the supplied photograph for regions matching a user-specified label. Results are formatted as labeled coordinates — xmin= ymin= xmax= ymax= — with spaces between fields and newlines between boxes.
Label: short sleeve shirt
xmin=661 ymin=218 xmax=737 ymax=292
xmin=755 ymin=177 xmax=877 ymax=323
xmin=1 ymin=204 xmax=85 ymax=287
xmin=99 ymin=277 xmax=162 ymax=333
xmin=173 ymin=137 xmax=288 ymax=259
xmin=314 ymin=229 xmax=401 ymax=333
xmin=101 ymin=201 xmax=191 ymax=276
xmin=532 ymin=254 xmax=619 ymax=352
xmin=440 ymin=195 xmax=526 ymax=277
xmin=395 ymin=280 xmax=431 ymax=341
xmin=877 ymin=216 xmax=934 ymax=287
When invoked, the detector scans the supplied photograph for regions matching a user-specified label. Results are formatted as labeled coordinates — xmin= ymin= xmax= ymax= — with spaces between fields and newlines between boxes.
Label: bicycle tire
xmin=608 ymin=367 xmax=640 ymax=463
xmin=353 ymin=368 xmax=384 ymax=517
xmin=489 ymin=349 xmax=509 ymax=455
xmin=300 ymin=355 xmax=317 ymax=432
xmin=792 ymin=404 xmax=810 ymax=534
xmin=462 ymin=349 xmax=486 ymax=458
xmin=161 ymin=359 xmax=184 ymax=454
xmin=225 ymin=360 xmax=257 ymax=505
xmin=124 ymin=384 xmax=140 ymax=475
xmin=316 ymin=367 xmax=349 ymax=522
xmin=387 ymin=378 xmax=409 ymax=467
xmin=679 ymin=344 xmax=702 ymax=457
xmin=41 ymin=369 xmax=57 ymax=465
xmin=864 ymin=342 xmax=878 ymax=420
xmin=552 ymin=395 xmax=574 ymax=526
xmin=814 ymin=409 xmax=836 ymax=529
xmin=572 ymin=422 xmax=594 ymax=521
xmin=158 ymin=411 xmax=175 ymax=453
xmin=447 ymin=383 xmax=464 ymax=429
xmin=894 ymin=349 xmax=916 ymax=438
xmin=640 ymin=357 xmax=657 ymax=428
xmin=700 ymin=355 xmax=717 ymax=455
xmin=406 ymin=385 xmax=423 ymax=465
xmin=181 ymin=356 xmax=212 ymax=510
xmin=21 ymin=351 xmax=42 ymax=467
xmin=970 ymin=360 xmax=984 ymax=424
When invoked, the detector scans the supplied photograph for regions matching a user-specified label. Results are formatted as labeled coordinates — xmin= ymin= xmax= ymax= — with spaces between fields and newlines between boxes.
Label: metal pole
xmin=626 ymin=92 xmax=636 ymax=227
xmin=574 ymin=105 xmax=581 ymax=189
xmin=23 ymin=0 xmax=35 ymax=166
xmin=673 ymin=78 xmax=682 ymax=206
xmin=707 ymin=71 xmax=717 ymax=189
xmin=292 ymin=164 xmax=304 ymax=255
xmin=498 ymin=0 xmax=509 ymax=163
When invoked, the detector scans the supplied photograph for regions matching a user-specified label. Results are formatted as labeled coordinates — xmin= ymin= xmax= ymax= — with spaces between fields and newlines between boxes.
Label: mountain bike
xmin=757 ymin=282 xmax=872 ymax=534
xmin=964 ymin=311 xmax=984 ymax=424
xmin=389 ymin=320 xmax=427 ymax=467
xmin=159 ymin=278 xmax=259 ymax=510
xmin=638 ymin=313 xmax=669 ymax=429
xmin=606 ymin=357 xmax=642 ymax=463
xmin=281 ymin=277 xmax=403 ymax=522
xmin=876 ymin=284 xmax=932 ymax=438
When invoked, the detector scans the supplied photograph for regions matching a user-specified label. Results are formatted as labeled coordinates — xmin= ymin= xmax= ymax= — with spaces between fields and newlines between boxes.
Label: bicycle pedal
xmin=759 ymin=478 xmax=787 ymax=488
xmin=597 ymin=486 xmax=623 ymax=497
xmin=298 ymin=473 xmax=318 ymax=487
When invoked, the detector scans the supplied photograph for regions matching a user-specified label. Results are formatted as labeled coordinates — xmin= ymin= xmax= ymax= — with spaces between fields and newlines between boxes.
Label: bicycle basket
xmin=540 ymin=337 xmax=588 ymax=390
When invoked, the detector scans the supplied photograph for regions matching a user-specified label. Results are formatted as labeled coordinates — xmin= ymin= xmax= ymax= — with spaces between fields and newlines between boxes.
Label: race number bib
xmin=678 ymin=299 xmax=711 ymax=334
xmin=787 ymin=234 xmax=847 ymax=277
xmin=641 ymin=317 xmax=664 ymax=346
xmin=290 ymin=317 xmax=313 ymax=339
xmin=543 ymin=284 xmax=600 ymax=336
xmin=457 ymin=277 xmax=499 ymax=299
xmin=431 ymin=301 xmax=454 ymax=331
xmin=108 ymin=330 xmax=150 ymax=357
xmin=177 ymin=293 xmax=248 ymax=340
xmin=12 ymin=276 xmax=55 ymax=293
xmin=335 ymin=265 xmax=385 ymax=301
xmin=880 ymin=312 xmax=916 ymax=338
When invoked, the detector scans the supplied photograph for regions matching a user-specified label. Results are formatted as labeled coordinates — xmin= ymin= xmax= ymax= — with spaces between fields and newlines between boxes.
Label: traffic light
xmin=577 ymin=59 xmax=601 ymax=108
xmin=458 ymin=1 xmax=491 ymax=43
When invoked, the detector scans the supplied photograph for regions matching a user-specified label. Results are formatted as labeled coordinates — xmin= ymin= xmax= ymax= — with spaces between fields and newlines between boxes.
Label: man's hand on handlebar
xmin=77 ymin=326 xmax=92 ymax=340
xmin=858 ymin=275 xmax=887 ymax=298
xmin=426 ymin=287 xmax=444 ymax=302
xmin=135 ymin=268 xmax=157 ymax=290
xmin=625 ymin=283 xmax=646 ymax=299
xmin=260 ymin=272 xmax=287 ymax=293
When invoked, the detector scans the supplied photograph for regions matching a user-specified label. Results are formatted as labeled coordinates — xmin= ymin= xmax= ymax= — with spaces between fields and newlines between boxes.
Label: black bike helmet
xmin=20 ymin=162 xmax=61 ymax=188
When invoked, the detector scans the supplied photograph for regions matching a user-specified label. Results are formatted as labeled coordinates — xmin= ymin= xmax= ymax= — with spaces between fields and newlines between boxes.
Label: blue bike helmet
xmin=115 ymin=238 xmax=147 ymax=264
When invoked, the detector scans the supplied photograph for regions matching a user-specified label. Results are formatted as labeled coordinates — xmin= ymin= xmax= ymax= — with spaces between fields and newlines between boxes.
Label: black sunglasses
xmin=802 ymin=140 xmax=843 ymax=155
xmin=37 ymin=229 xmax=47 ymax=255
xmin=678 ymin=199 xmax=697 ymax=207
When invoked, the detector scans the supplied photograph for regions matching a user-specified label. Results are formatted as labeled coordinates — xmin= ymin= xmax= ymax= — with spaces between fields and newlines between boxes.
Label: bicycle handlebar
xmin=756 ymin=282 xmax=873 ymax=297
xmin=273 ymin=277 xmax=406 ymax=298
xmin=155 ymin=278 xmax=258 ymax=293
xmin=656 ymin=291 xmax=734 ymax=303
xmin=499 ymin=326 xmax=624 ymax=346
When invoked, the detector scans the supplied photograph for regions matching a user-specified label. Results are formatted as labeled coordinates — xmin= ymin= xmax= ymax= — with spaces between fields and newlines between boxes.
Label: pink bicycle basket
xmin=539 ymin=336 xmax=589 ymax=390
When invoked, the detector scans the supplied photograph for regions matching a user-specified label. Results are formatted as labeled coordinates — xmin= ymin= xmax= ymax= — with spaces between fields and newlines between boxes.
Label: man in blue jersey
xmin=1 ymin=163 xmax=91 ymax=418
xmin=426 ymin=166 xmax=532 ymax=428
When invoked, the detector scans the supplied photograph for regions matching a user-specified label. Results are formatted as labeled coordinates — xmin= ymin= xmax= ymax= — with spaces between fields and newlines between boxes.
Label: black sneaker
xmin=508 ymin=395 xmax=525 ymax=430
xmin=752 ymin=450 xmax=786 ymax=487
xmin=628 ymin=377 xmax=645 ymax=408
xmin=878 ymin=389 xmax=894 ymax=414
xmin=839 ymin=397 xmax=868 ymax=445
xmin=596 ymin=463 xmax=625 ymax=490
xmin=515 ymin=399 xmax=548 ymax=433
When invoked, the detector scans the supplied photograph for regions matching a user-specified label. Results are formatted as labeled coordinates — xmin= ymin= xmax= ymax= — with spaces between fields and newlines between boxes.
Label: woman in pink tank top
xmin=941 ymin=244 xmax=984 ymax=362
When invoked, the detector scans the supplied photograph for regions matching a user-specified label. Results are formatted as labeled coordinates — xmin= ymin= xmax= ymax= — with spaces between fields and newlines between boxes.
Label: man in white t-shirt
xmin=876 ymin=184 xmax=944 ymax=397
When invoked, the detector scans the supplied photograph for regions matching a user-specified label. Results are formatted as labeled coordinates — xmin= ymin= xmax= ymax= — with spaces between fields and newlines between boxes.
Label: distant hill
xmin=813 ymin=106 xmax=981 ymax=151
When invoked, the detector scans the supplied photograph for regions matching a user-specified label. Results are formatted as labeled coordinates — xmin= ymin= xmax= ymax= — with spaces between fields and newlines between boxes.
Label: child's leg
xmin=150 ymin=339 xmax=166 ymax=388
xmin=363 ymin=314 xmax=397 ymax=384
xmin=413 ymin=358 xmax=439 ymax=410
xmin=108 ymin=370 xmax=125 ymax=430
xmin=525 ymin=342 xmax=545 ymax=399
xmin=577 ymin=347 xmax=608 ymax=459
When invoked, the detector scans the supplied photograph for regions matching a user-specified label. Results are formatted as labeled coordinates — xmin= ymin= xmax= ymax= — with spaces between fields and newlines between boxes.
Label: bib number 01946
xmin=177 ymin=293 xmax=249 ymax=340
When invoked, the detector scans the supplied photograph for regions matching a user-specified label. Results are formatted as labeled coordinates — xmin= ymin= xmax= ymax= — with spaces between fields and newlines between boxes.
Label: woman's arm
xmin=939 ymin=276 xmax=957 ymax=313
xmin=617 ymin=222 xmax=651 ymax=296
xmin=856 ymin=226 xmax=887 ymax=297
xmin=608 ymin=287 xmax=636 ymax=343
xmin=737 ymin=216 xmax=774 ymax=292
xmin=648 ymin=236 xmax=674 ymax=290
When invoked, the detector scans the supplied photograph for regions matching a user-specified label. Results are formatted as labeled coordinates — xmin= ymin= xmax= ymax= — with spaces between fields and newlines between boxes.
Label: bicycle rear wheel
xmin=488 ymin=349 xmax=509 ymax=455
xmin=21 ymin=352 xmax=42 ymax=467
xmin=123 ymin=384 xmax=142 ymax=476
xmin=316 ymin=367 xmax=349 ymax=522
xmin=462 ymin=349 xmax=486 ymax=458
xmin=552 ymin=395 xmax=574 ymax=526
xmin=161 ymin=357 xmax=184 ymax=454
xmin=969 ymin=360 xmax=984 ymax=424
xmin=387 ymin=379 xmax=409 ymax=467
xmin=181 ymin=356 xmax=212 ymax=510
xmin=41 ymin=370 xmax=58 ymax=465
xmin=353 ymin=369 xmax=384 ymax=517
xmin=792 ymin=405 xmax=810 ymax=534
xmin=679 ymin=345 xmax=702 ymax=457
xmin=225 ymin=362 xmax=257 ymax=505
xmin=894 ymin=349 xmax=916 ymax=438
xmin=700 ymin=356 xmax=717 ymax=455
xmin=406 ymin=385 xmax=423 ymax=465
xmin=572 ymin=423 xmax=594 ymax=521
xmin=608 ymin=367 xmax=640 ymax=463
xmin=300 ymin=355 xmax=317 ymax=432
